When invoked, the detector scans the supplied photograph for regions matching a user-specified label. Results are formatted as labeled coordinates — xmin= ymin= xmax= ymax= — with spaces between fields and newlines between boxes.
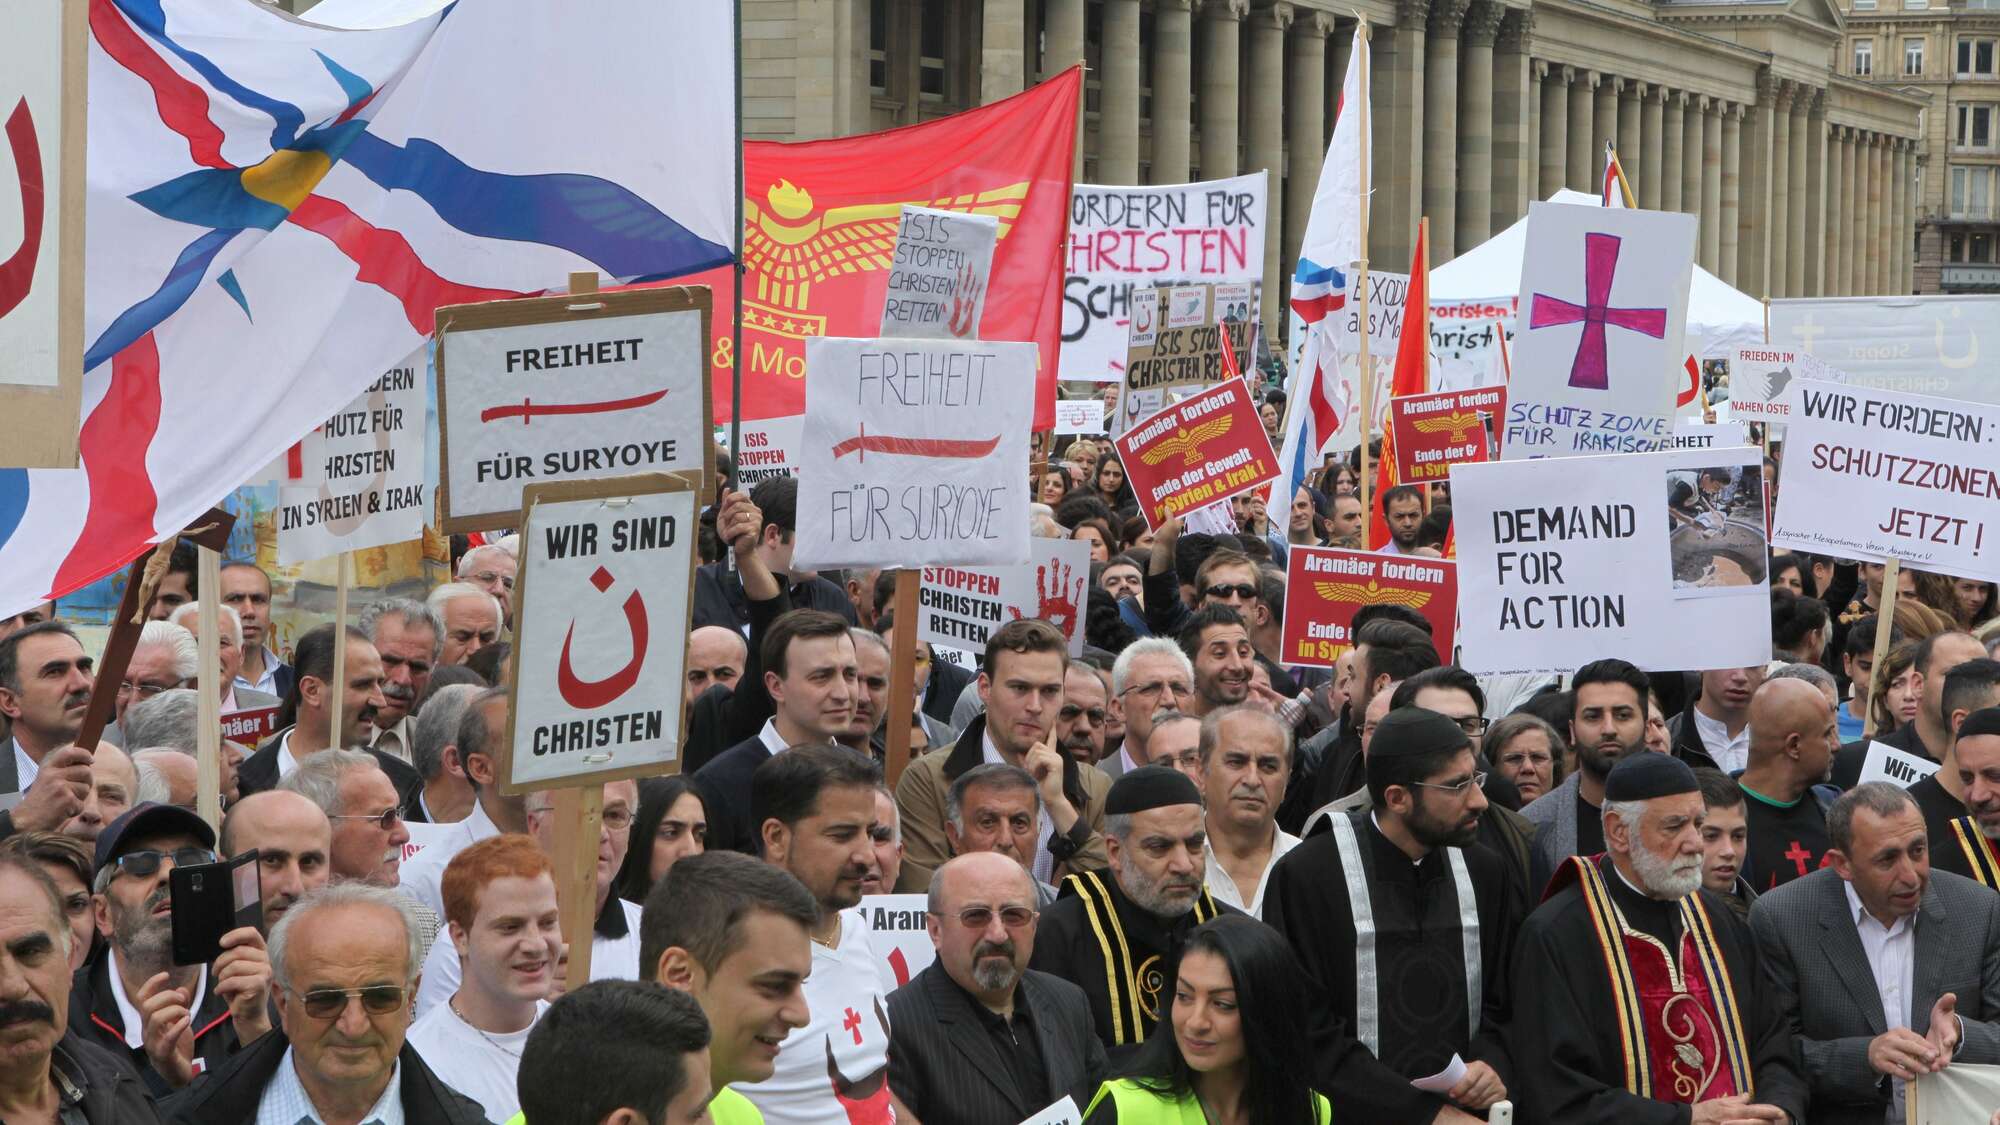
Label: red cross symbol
xmin=1527 ymin=232 xmax=1666 ymax=391
xmin=842 ymin=1006 xmax=863 ymax=1045
xmin=1783 ymin=840 xmax=1813 ymax=878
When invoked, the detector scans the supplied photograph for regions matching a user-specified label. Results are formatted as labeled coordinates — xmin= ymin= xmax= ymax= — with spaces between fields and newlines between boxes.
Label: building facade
xmin=1840 ymin=0 xmax=2000 ymax=291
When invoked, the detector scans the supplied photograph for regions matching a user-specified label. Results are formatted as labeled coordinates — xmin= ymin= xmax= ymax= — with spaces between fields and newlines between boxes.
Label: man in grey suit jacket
xmin=1750 ymin=782 xmax=2000 ymax=1125
xmin=888 ymin=853 xmax=1106 ymax=1125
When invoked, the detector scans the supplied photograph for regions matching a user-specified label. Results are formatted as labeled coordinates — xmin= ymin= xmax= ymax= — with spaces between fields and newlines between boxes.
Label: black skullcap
xmin=1603 ymin=752 xmax=1700 ymax=801
xmin=1106 ymin=765 xmax=1204 ymax=815
xmin=1368 ymin=707 xmax=1472 ymax=759
xmin=1958 ymin=707 xmax=2000 ymax=742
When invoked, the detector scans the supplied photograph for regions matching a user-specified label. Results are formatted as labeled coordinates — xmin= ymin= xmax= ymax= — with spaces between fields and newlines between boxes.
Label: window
xmin=919 ymin=5 xmax=946 ymax=101
xmin=1956 ymin=166 xmax=1998 ymax=218
xmin=1906 ymin=0 xmax=1928 ymax=10
xmin=1853 ymin=0 xmax=1876 ymax=9
xmin=868 ymin=0 xmax=887 ymax=94
xmin=1907 ymin=39 xmax=1926 ymax=75
xmin=1855 ymin=40 xmax=1874 ymax=76
xmin=1958 ymin=104 xmax=1995 ymax=149
xmin=1960 ymin=38 xmax=1998 ymax=77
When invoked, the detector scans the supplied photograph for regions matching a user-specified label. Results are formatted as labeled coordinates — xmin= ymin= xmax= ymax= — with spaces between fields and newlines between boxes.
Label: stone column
xmin=1423 ymin=0 xmax=1467 ymax=257
xmin=1594 ymin=76 xmax=1620 ymax=182
xmin=1839 ymin=129 xmax=1858 ymax=295
xmin=1737 ymin=73 xmax=1777 ymax=297
xmin=1864 ymin=134 xmax=1882 ymax=293
xmin=1539 ymin=65 xmax=1570 ymax=201
xmin=1785 ymin=89 xmax=1810 ymax=297
xmin=1823 ymin=126 xmax=1842 ymax=295
xmin=1681 ymin=95 xmax=1705 ymax=220
xmin=1878 ymin=138 xmax=1894 ymax=293
xmin=1491 ymin=11 xmax=1535 ymax=230
xmin=1892 ymin=141 xmax=1910 ymax=293
xmin=1152 ymin=0 xmax=1196 ymax=183
xmin=1721 ymin=104 xmax=1742 ymax=285
xmin=981 ymin=0 xmax=1027 ymax=103
xmin=1200 ymin=1 xmax=1247 ymax=178
xmin=1045 ymin=0 xmax=1086 ymax=80
xmin=1284 ymin=12 xmax=1330 ymax=291
xmin=1456 ymin=2 xmax=1503 ymax=251
xmin=1372 ymin=0 xmax=1429 ymax=267
xmin=1567 ymin=69 xmax=1597 ymax=190
xmin=1246 ymin=3 xmax=1289 ymax=334
xmin=1803 ymin=90 xmax=1827 ymax=294
xmin=1702 ymin=99 xmax=1723 ymax=272
xmin=1617 ymin=79 xmax=1641 ymax=177
xmin=1099 ymin=0 xmax=1143 ymax=184
xmin=1770 ymin=83 xmax=1793 ymax=297
xmin=1641 ymin=83 xmax=1666 ymax=209
xmin=1662 ymin=90 xmax=1685 ymax=212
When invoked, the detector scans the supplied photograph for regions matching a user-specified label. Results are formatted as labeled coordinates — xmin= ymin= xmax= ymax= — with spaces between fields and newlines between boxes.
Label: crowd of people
xmin=3 ymin=428 xmax=2000 ymax=1123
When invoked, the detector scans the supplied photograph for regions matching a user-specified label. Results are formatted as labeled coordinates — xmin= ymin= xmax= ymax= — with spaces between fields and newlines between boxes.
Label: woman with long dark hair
xmin=1093 ymin=454 xmax=1135 ymax=513
xmin=1083 ymin=916 xmax=1330 ymax=1124
xmin=614 ymin=776 xmax=708 ymax=903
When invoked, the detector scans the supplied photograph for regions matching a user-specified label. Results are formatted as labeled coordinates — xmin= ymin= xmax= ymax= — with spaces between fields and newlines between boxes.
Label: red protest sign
xmin=221 ymin=705 xmax=281 ymax=746
xmin=1114 ymin=380 xmax=1280 ymax=531
xmin=1389 ymin=386 xmax=1506 ymax=484
xmin=1280 ymin=546 xmax=1457 ymax=667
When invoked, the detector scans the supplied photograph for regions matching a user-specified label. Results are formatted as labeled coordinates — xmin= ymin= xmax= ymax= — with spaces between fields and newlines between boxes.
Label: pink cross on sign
xmin=1528 ymin=232 xmax=1668 ymax=391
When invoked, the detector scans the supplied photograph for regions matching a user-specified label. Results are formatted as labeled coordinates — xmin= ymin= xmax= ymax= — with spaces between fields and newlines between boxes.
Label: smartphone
xmin=170 ymin=850 xmax=262 ymax=967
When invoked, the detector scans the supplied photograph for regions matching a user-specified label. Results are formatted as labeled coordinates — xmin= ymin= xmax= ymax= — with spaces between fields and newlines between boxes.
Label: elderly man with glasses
xmin=159 ymin=882 xmax=487 ymax=1125
xmin=67 ymin=803 xmax=273 ymax=1095
xmin=1102 ymin=638 xmax=1196 ymax=779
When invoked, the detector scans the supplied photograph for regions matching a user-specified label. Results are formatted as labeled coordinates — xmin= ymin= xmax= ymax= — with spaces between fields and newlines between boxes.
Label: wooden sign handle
xmin=553 ymin=785 xmax=603 ymax=986
xmin=883 ymin=570 xmax=922 ymax=789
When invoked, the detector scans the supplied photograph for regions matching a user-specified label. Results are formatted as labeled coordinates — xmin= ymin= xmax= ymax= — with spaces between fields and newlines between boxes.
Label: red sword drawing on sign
xmin=830 ymin=423 xmax=1001 ymax=462
xmin=557 ymin=566 xmax=650 ymax=710
xmin=480 ymin=388 xmax=667 ymax=425
xmin=0 ymin=100 xmax=45 ymax=321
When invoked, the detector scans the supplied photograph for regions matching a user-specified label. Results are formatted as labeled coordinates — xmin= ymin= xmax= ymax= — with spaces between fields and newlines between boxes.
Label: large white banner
xmin=794 ymin=336 xmax=1035 ymax=570
xmin=1911 ymin=1062 xmax=2000 ymax=1125
xmin=1451 ymin=445 xmax=1772 ymax=675
xmin=1769 ymin=295 xmax=2000 ymax=405
xmin=0 ymin=0 xmax=69 ymax=387
xmin=1504 ymin=204 xmax=1696 ymax=459
xmin=1771 ymin=379 xmax=2000 ymax=583
xmin=1062 ymin=175 xmax=1267 ymax=383
xmin=277 ymin=363 xmax=427 ymax=564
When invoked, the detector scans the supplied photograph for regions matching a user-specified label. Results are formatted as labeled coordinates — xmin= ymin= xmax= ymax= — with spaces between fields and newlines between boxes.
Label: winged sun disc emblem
xmin=1314 ymin=579 xmax=1433 ymax=609
xmin=1137 ymin=415 xmax=1233 ymax=467
xmin=1409 ymin=411 xmax=1481 ymax=445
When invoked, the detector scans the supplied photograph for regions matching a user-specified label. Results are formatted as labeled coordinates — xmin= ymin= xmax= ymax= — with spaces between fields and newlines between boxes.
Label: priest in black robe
xmin=1909 ymin=706 xmax=2000 ymax=888
xmin=1513 ymin=752 xmax=1807 ymax=1124
xmin=1266 ymin=706 xmax=1521 ymax=1124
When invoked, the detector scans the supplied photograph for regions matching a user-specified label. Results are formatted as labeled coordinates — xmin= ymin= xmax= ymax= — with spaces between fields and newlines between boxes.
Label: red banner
xmin=691 ymin=71 xmax=1080 ymax=431
xmin=1389 ymin=386 xmax=1507 ymax=484
xmin=1115 ymin=380 xmax=1280 ymax=530
xmin=1279 ymin=546 xmax=1456 ymax=667
xmin=221 ymin=705 xmax=280 ymax=746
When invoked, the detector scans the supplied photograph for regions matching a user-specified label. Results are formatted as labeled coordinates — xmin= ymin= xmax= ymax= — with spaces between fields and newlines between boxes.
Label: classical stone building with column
xmin=746 ymin=0 xmax=1926 ymax=339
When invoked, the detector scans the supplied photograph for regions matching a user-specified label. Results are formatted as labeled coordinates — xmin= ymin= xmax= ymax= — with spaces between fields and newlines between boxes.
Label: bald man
xmin=1735 ymin=677 xmax=1840 ymax=891
xmin=220 ymin=790 xmax=332 ymax=931
xmin=686 ymin=626 xmax=748 ymax=699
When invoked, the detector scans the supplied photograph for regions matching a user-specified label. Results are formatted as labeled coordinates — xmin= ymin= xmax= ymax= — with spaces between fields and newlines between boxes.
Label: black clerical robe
xmin=1511 ymin=855 xmax=1807 ymax=1125
xmin=1907 ymin=774 xmax=1999 ymax=887
xmin=1265 ymin=810 xmax=1520 ymax=1120
xmin=1027 ymin=870 xmax=1235 ymax=1060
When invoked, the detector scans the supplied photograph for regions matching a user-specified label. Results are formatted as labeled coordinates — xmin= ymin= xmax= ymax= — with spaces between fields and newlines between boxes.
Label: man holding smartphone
xmin=67 ymin=803 xmax=273 ymax=1094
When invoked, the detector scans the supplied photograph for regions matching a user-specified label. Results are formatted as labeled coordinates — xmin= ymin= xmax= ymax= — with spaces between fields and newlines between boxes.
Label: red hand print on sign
xmin=1009 ymin=560 xmax=1084 ymax=643
xmin=0 ymin=100 xmax=45 ymax=321
xmin=556 ymin=566 xmax=649 ymax=709
xmin=946 ymin=261 xmax=983 ymax=338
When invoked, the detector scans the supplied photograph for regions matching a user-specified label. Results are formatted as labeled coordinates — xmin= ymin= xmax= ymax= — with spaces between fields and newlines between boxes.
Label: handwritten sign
xmin=880 ymin=206 xmax=998 ymax=339
xmin=918 ymin=537 xmax=1091 ymax=659
xmin=1121 ymin=283 xmax=1259 ymax=402
xmin=1334 ymin=270 xmax=1412 ymax=354
xmin=1858 ymin=741 xmax=1940 ymax=788
xmin=277 ymin=364 xmax=427 ymax=564
xmin=1729 ymin=346 xmax=1836 ymax=422
xmin=793 ymin=336 xmax=1035 ymax=570
xmin=0 ymin=0 xmax=76 ymax=392
xmin=1280 ymin=546 xmax=1456 ymax=667
xmin=1054 ymin=399 xmax=1106 ymax=435
xmin=1772 ymin=379 xmax=2000 ymax=583
xmin=1061 ymin=176 xmax=1266 ymax=383
xmin=1114 ymin=380 xmax=1280 ymax=531
xmin=1389 ymin=386 xmax=1506 ymax=483
xmin=858 ymin=894 xmax=936 ymax=990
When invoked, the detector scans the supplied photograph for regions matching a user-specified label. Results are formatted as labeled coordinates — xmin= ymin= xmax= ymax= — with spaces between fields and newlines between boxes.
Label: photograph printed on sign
xmin=1665 ymin=464 xmax=1768 ymax=600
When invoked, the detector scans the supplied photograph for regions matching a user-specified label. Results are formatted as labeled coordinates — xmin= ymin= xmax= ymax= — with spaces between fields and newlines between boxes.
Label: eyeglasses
xmin=524 ymin=806 xmax=636 ymax=832
xmin=1203 ymin=583 xmax=1258 ymax=602
xmin=287 ymin=984 xmax=410 ymax=1020
xmin=110 ymin=847 xmax=218 ymax=880
xmin=468 ymin=571 xmax=515 ymax=591
xmin=1121 ymin=680 xmax=1191 ymax=702
xmin=1448 ymin=716 xmax=1489 ymax=736
xmin=328 ymin=807 xmax=402 ymax=832
xmin=1059 ymin=705 xmax=1107 ymax=726
xmin=116 ymin=678 xmax=184 ymax=699
xmin=1412 ymin=771 xmax=1489 ymax=796
xmin=932 ymin=905 xmax=1037 ymax=930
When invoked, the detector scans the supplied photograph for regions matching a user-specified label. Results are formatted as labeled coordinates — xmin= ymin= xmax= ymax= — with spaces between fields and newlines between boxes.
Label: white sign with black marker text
xmin=880 ymin=206 xmax=997 ymax=339
xmin=278 ymin=363 xmax=428 ymax=564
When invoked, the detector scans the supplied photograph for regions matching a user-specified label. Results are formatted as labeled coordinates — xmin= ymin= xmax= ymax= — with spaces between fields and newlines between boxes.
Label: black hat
xmin=1958 ymin=707 xmax=2000 ymax=742
xmin=94 ymin=802 xmax=216 ymax=873
xmin=1368 ymin=707 xmax=1472 ymax=759
xmin=1105 ymin=765 xmax=1203 ymax=815
xmin=1603 ymin=753 xmax=1700 ymax=802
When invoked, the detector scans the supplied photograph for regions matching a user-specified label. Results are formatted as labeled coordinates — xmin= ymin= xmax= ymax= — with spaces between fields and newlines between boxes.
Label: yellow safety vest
xmin=1082 ymin=1079 xmax=1332 ymax=1123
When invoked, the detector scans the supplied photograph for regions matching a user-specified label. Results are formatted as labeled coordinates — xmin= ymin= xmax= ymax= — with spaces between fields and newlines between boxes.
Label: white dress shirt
xmin=255 ymin=1050 xmax=403 ymax=1125
xmin=12 ymin=738 xmax=37 ymax=792
xmin=1846 ymin=881 xmax=1918 ymax=1124
xmin=235 ymin=647 xmax=284 ymax=700
xmin=1203 ymin=825 xmax=1302 ymax=919
xmin=1692 ymin=708 xmax=1752 ymax=775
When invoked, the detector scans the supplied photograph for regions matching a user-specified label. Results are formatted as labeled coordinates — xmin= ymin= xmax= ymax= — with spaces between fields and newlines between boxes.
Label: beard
xmin=969 ymin=941 xmax=1021 ymax=992
xmin=1408 ymin=796 xmax=1481 ymax=850
xmin=111 ymin=887 xmax=174 ymax=975
xmin=1577 ymin=732 xmax=1647 ymax=779
xmin=1630 ymin=840 xmax=1703 ymax=900
xmin=1058 ymin=731 xmax=1099 ymax=763
xmin=1118 ymin=859 xmax=1202 ymax=919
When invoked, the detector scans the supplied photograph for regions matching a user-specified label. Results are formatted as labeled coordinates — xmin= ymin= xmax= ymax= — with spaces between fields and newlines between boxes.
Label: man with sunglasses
xmin=69 ymin=803 xmax=273 ymax=1094
xmin=277 ymin=749 xmax=411 ymax=889
xmin=1138 ymin=517 xmax=1260 ymax=642
xmin=886 ymin=852 xmax=1106 ymax=1125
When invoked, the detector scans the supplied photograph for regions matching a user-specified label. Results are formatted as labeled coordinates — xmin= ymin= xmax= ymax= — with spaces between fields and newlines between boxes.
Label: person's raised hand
xmin=136 ymin=971 xmax=196 ymax=1088
xmin=1868 ymin=1026 xmax=1942 ymax=1080
xmin=213 ymin=926 xmax=273 ymax=1042
xmin=1446 ymin=1061 xmax=1505 ymax=1110
xmin=13 ymin=744 xmax=91 ymax=832
xmin=717 ymin=490 xmax=763 ymax=556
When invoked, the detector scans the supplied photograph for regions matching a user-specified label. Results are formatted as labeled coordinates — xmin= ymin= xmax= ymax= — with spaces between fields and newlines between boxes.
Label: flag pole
xmin=728 ymin=0 xmax=744 ymax=495
xmin=1354 ymin=17 xmax=1373 ymax=530
xmin=328 ymin=552 xmax=350 ymax=750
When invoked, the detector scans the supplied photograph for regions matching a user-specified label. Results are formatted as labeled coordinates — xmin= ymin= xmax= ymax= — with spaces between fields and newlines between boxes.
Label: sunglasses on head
xmin=110 ymin=847 xmax=217 ymax=880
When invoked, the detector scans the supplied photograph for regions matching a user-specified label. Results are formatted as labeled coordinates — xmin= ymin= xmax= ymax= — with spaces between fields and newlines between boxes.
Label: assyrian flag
xmin=1602 ymin=141 xmax=1637 ymax=209
xmin=0 ymin=0 xmax=734 ymax=615
xmin=1277 ymin=23 xmax=1370 ymax=510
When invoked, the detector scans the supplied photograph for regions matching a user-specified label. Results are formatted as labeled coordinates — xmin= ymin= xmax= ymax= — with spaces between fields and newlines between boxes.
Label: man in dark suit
xmin=889 ymin=852 xmax=1106 ymax=1124
xmin=235 ymin=623 xmax=420 ymax=810
xmin=690 ymin=475 xmax=855 ymax=632
xmin=1751 ymin=782 xmax=2000 ymax=1125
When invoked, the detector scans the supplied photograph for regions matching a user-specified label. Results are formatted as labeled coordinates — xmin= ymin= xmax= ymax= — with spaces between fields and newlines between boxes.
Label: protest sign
xmin=1771 ymin=379 xmax=2000 ymax=583
xmin=1451 ymin=445 xmax=1771 ymax=675
xmin=1334 ymin=271 xmax=1411 ymax=354
xmin=1769 ymin=295 xmax=1999 ymax=406
xmin=1115 ymin=380 xmax=1280 ymax=531
xmin=858 ymin=893 xmax=936 ymax=989
xmin=1389 ymin=386 xmax=1506 ymax=485
xmin=1061 ymin=175 xmax=1266 ymax=383
xmin=880 ymin=206 xmax=998 ymax=339
xmin=1020 ymin=1098 xmax=1084 ymax=1125
xmin=1858 ymin=741 xmax=1940 ymax=788
xmin=793 ymin=336 xmax=1035 ymax=570
xmin=436 ymin=286 xmax=713 ymax=533
xmin=731 ymin=415 xmax=801 ymax=485
xmin=1054 ymin=399 xmax=1107 ymax=435
xmin=1280 ymin=546 xmax=1456 ymax=667
xmin=1121 ymin=283 xmax=1259 ymax=402
xmin=1667 ymin=420 xmax=1750 ymax=450
xmin=220 ymin=705 xmax=280 ymax=746
xmin=1504 ymin=204 xmax=1695 ymax=459
xmin=918 ymin=537 xmax=1091 ymax=658
xmin=502 ymin=475 xmax=695 ymax=793
xmin=277 ymin=364 xmax=427 ymax=564
xmin=1729 ymin=346 xmax=1836 ymax=422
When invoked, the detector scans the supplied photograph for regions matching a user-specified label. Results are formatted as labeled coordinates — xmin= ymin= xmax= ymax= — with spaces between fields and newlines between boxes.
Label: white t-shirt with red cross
xmin=734 ymin=905 xmax=896 ymax=1125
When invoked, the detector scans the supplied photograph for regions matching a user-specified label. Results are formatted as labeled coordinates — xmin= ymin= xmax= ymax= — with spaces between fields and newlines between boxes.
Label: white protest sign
xmin=1769 ymin=295 xmax=2000 ymax=407
xmin=1666 ymin=420 xmax=1750 ymax=451
xmin=1062 ymin=175 xmax=1267 ymax=383
xmin=918 ymin=537 xmax=1091 ymax=658
xmin=1019 ymin=1097 xmax=1083 ymax=1125
xmin=0 ymin=0 xmax=77 ymax=390
xmin=858 ymin=894 xmax=936 ymax=990
xmin=731 ymin=415 xmax=801 ymax=485
xmin=1771 ymin=379 xmax=2000 ymax=583
xmin=794 ymin=336 xmax=1035 ymax=570
xmin=1333 ymin=270 xmax=1411 ymax=354
xmin=880 ymin=206 xmax=997 ymax=339
xmin=1504 ymin=203 xmax=1695 ymax=459
xmin=504 ymin=478 xmax=695 ymax=791
xmin=436 ymin=288 xmax=712 ymax=532
xmin=1729 ymin=346 xmax=1836 ymax=422
xmin=277 ymin=364 xmax=427 ymax=564
xmin=1451 ymin=446 xmax=1771 ymax=675
xmin=1858 ymin=741 xmax=1940 ymax=788
xmin=1054 ymin=399 xmax=1106 ymax=435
